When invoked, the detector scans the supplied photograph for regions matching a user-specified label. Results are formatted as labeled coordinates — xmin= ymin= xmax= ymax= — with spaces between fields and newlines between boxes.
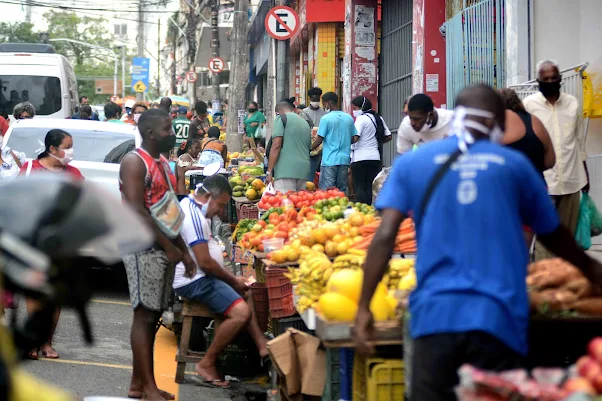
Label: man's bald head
xmin=455 ymin=84 xmax=506 ymax=132
xmin=159 ymin=97 xmax=172 ymax=111
xmin=276 ymin=100 xmax=294 ymax=114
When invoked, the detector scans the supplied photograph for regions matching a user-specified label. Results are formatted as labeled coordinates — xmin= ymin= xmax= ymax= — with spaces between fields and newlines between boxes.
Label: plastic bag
xmin=261 ymin=183 xmax=276 ymax=201
xmin=584 ymin=192 xmax=602 ymax=237
xmin=255 ymin=124 xmax=265 ymax=139
xmin=576 ymin=194 xmax=592 ymax=250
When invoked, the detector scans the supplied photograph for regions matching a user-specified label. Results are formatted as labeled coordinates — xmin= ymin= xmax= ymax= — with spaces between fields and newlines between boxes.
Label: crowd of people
xmin=0 ymin=56 xmax=598 ymax=401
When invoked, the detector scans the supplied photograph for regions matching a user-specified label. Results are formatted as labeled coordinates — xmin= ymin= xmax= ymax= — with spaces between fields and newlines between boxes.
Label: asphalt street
xmin=15 ymin=268 xmax=269 ymax=401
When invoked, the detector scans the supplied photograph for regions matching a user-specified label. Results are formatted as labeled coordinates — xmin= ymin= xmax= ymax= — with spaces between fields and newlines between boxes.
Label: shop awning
xmin=248 ymin=0 xmax=270 ymax=45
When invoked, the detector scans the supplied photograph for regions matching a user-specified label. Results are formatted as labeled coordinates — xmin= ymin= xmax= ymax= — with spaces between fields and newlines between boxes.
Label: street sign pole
xmin=210 ymin=0 xmax=221 ymax=112
xmin=265 ymin=5 xmax=299 ymax=104
xmin=132 ymin=57 xmax=150 ymax=97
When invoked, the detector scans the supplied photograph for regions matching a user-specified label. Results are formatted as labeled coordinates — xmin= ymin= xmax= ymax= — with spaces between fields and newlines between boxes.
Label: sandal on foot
xmin=192 ymin=376 xmax=231 ymax=389
xmin=40 ymin=348 xmax=59 ymax=359
xmin=26 ymin=349 xmax=39 ymax=360
xmin=128 ymin=390 xmax=175 ymax=400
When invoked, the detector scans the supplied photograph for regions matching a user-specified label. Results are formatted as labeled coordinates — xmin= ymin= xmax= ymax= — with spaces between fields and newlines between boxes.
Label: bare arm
xmin=531 ymin=114 xmax=556 ymax=170
xmin=268 ymin=136 xmax=283 ymax=175
xmin=354 ymin=208 xmax=405 ymax=355
xmin=382 ymin=135 xmax=393 ymax=143
xmin=539 ymin=225 xmax=602 ymax=285
xmin=352 ymin=135 xmax=360 ymax=144
xmin=191 ymin=243 xmax=246 ymax=292
xmin=120 ymin=154 xmax=180 ymax=256
xmin=221 ymin=143 xmax=228 ymax=166
xmin=501 ymin=110 xmax=526 ymax=145
xmin=311 ymin=135 xmax=323 ymax=151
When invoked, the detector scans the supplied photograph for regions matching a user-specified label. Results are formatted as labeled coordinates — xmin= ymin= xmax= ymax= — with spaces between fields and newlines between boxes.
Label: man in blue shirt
xmin=311 ymin=92 xmax=358 ymax=191
xmin=352 ymin=85 xmax=602 ymax=401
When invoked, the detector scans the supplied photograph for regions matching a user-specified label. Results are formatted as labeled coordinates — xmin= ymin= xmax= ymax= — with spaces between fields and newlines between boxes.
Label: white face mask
xmin=352 ymin=110 xmax=363 ymax=118
xmin=310 ymin=101 xmax=320 ymax=109
xmin=50 ymin=148 xmax=74 ymax=165
xmin=452 ymin=106 xmax=504 ymax=152
xmin=418 ymin=114 xmax=433 ymax=133
xmin=133 ymin=113 xmax=141 ymax=124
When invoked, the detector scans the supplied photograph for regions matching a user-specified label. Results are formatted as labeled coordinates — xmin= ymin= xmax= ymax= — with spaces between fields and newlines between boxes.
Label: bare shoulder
xmin=119 ymin=152 xmax=146 ymax=178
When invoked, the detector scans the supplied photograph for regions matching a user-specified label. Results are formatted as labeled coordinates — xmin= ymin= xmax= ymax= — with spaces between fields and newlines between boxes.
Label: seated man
xmin=173 ymin=174 xmax=268 ymax=388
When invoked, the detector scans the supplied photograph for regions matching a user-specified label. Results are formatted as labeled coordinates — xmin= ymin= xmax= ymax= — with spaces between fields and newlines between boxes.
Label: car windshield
xmin=0 ymin=75 xmax=62 ymax=117
xmin=6 ymin=126 xmax=134 ymax=162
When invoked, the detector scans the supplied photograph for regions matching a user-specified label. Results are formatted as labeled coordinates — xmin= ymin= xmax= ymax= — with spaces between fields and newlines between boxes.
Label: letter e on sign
xmin=208 ymin=57 xmax=225 ymax=73
xmin=265 ymin=6 xmax=299 ymax=41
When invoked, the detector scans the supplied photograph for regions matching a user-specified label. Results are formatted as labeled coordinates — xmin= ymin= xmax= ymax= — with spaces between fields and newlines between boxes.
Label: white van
xmin=0 ymin=44 xmax=78 ymax=120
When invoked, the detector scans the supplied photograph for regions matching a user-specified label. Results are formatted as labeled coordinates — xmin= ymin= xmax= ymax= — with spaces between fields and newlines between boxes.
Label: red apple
xmin=564 ymin=377 xmax=597 ymax=396
xmin=589 ymin=337 xmax=602 ymax=363
xmin=577 ymin=356 xmax=602 ymax=381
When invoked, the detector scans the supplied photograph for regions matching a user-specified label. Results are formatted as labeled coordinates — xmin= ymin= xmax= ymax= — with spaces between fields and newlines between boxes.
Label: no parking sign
xmin=264 ymin=6 xmax=300 ymax=41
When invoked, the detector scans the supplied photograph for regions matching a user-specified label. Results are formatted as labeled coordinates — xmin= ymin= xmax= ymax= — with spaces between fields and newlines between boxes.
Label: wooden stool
xmin=175 ymin=300 xmax=221 ymax=384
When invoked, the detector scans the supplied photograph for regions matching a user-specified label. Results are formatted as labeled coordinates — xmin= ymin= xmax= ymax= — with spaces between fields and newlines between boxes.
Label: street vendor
xmin=353 ymin=84 xmax=602 ymax=401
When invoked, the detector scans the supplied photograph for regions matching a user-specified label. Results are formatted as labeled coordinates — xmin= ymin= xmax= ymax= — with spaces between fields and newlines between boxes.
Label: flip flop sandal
xmin=128 ymin=390 xmax=175 ymax=400
xmin=26 ymin=349 xmax=39 ymax=360
xmin=40 ymin=349 xmax=59 ymax=359
xmin=192 ymin=376 xmax=231 ymax=389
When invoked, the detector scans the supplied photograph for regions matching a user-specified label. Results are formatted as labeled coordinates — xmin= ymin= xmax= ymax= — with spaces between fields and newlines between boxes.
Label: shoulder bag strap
xmin=10 ymin=151 xmax=22 ymax=169
xmin=416 ymin=148 xmax=464 ymax=227
xmin=201 ymin=138 xmax=218 ymax=151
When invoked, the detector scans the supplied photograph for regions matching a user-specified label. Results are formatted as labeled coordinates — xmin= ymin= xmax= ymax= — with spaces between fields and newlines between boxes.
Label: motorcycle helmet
xmin=0 ymin=174 xmax=154 ymax=351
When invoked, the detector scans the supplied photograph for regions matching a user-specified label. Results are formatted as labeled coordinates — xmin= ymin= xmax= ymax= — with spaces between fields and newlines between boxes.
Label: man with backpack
xmin=266 ymin=101 xmax=311 ymax=192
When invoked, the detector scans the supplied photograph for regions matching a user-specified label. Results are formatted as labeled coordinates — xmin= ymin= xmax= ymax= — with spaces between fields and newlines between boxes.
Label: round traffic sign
xmin=186 ymin=71 xmax=198 ymax=83
xmin=208 ymin=57 xmax=225 ymax=73
xmin=265 ymin=6 xmax=299 ymax=41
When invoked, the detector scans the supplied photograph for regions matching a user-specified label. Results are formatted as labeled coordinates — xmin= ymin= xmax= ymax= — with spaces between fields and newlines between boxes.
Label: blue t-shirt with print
xmin=317 ymin=111 xmax=357 ymax=167
xmin=376 ymin=136 xmax=560 ymax=355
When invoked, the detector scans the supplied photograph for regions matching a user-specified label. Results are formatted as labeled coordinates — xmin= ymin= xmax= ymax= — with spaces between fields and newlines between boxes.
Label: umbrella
xmin=153 ymin=95 xmax=190 ymax=107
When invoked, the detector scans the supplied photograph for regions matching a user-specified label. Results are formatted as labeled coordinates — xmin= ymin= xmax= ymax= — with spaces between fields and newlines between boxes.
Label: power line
xmin=2 ymin=0 xmax=179 ymax=13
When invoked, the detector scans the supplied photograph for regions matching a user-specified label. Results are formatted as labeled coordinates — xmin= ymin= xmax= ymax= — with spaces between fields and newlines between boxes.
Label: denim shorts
xmin=175 ymin=276 xmax=243 ymax=315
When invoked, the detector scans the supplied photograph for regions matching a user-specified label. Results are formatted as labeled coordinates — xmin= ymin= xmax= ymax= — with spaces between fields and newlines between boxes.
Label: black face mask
xmin=157 ymin=133 xmax=177 ymax=152
xmin=248 ymin=108 xmax=257 ymax=113
xmin=538 ymin=80 xmax=561 ymax=98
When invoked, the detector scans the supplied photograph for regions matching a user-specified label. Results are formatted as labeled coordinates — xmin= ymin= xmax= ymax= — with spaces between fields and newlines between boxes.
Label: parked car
xmin=3 ymin=119 xmax=141 ymax=199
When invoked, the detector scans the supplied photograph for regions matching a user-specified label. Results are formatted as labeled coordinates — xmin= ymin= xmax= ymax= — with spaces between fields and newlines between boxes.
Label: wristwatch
xmin=266 ymin=171 xmax=272 ymax=177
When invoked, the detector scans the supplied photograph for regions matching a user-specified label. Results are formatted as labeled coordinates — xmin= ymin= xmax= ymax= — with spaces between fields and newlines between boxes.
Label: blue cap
xmin=177 ymin=106 xmax=188 ymax=114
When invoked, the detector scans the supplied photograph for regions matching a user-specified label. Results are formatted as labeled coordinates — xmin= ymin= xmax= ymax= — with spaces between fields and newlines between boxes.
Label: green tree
xmin=0 ymin=22 xmax=39 ymax=43
xmin=43 ymin=11 xmax=112 ymax=67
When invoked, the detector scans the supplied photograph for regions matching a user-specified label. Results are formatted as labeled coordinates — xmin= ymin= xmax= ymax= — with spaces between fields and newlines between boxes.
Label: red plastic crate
xmin=236 ymin=202 xmax=259 ymax=220
xmin=250 ymin=283 xmax=269 ymax=332
xmin=265 ymin=268 xmax=295 ymax=318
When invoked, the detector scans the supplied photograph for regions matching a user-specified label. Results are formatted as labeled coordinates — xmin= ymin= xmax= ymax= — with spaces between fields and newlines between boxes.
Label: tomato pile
xmin=257 ymin=189 xmax=346 ymax=210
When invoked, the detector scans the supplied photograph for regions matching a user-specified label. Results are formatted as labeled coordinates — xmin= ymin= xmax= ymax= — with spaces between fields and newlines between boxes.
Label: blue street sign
xmin=132 ymin=57 xmax=150 ymax=93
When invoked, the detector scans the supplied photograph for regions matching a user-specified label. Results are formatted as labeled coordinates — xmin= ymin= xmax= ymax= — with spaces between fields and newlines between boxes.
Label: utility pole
xmin=25 ymin=0 xmax=32 ymax=23
xmin=226 ymin=0 xmax=250 ymax=153
xmin=121 ymin=45 xmax=126 ymax=99
xmin=275 ymin=0 xmax=288 ymax=102
xmin=157 ymin=19 xmax=161 ymax=98
xmin=210 ymin=0 xmax=221 ymax=111
xmin=136 ymin=0 xmax=145 ymax=101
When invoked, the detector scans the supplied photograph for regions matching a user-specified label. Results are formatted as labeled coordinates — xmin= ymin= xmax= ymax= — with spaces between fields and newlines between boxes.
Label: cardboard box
xmin=268 ymin=329 xmax=326 ymax=398
xmin=293 ymin=330 xmax=326 ymax=396
xmin=267 ymin=330 xmax=300 ymax=395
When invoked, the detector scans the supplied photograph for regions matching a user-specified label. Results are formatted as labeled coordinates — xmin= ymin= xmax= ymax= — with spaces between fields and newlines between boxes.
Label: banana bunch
xmin=287 ymin=252 xmax=333 ymax=313
xmin=397 ymin=267 xmax=417 ymax=291
xmin=332 ymin=253 xmax=365 ymax=270
xmin=384 ymin=258 xmax=415 ymax=290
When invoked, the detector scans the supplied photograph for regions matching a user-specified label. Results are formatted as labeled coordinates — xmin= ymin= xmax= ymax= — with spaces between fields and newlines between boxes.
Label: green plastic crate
xmin=323 ymin=348 xmax=340 ymax=401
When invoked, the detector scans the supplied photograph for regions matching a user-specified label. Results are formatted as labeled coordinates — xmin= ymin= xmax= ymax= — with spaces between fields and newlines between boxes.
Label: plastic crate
xmin=322 ymin=348 xmax=340 ymax=401
xmin=366 ymin=359 xmax=404 ymax=401
xmin=272 ymin=315 xmax=308 ymax=337
xmin=236 ymin=202 xmax=259 ymax=220
xmin=352 ymin=354 xmax=372 ymax=401
xmin=265 ymin=268 xmax=295 ymax=318
xmin=250 ymin=283 xmax=269 ymax=332
xmin=206 ymin=320 xmax=262 ymax=377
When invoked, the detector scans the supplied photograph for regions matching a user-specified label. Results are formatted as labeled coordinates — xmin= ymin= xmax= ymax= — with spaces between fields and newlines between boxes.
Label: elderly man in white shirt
xmin=524 ymin=60 xmax=587 ymax=258
xmin=396 ymin=94 xmax=454 ymax=154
